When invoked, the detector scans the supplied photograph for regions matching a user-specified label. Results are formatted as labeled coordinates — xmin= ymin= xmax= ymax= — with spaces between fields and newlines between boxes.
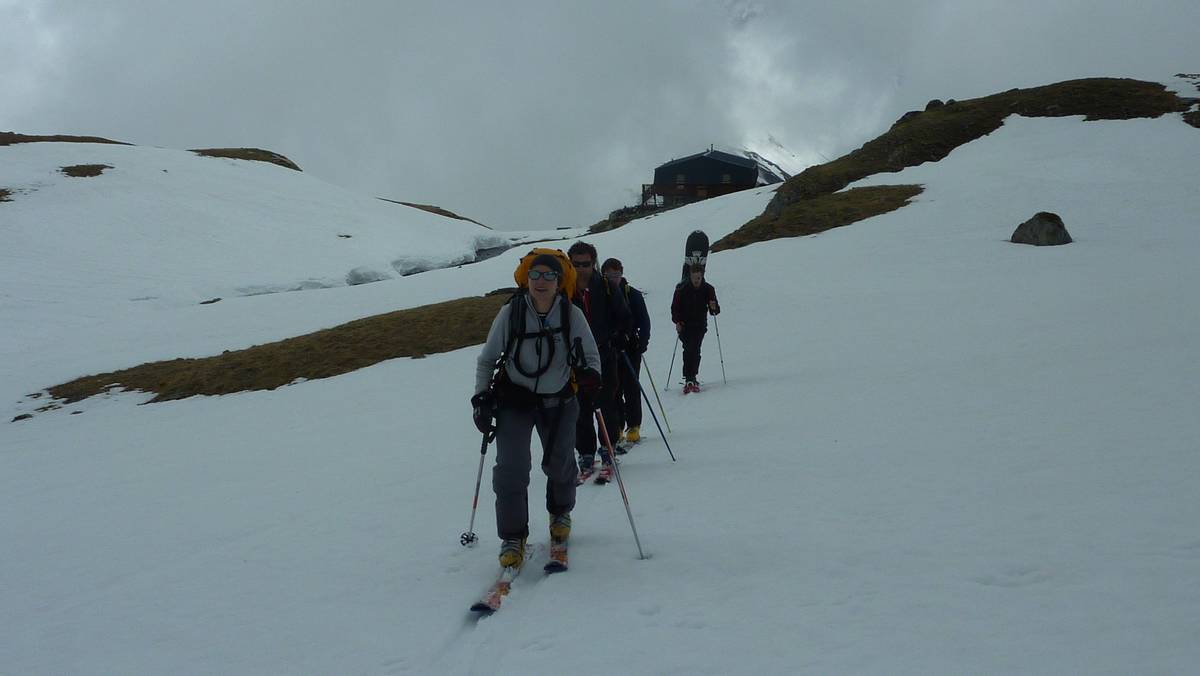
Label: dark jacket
xmin=573 ymin=271 xmax=631 ymax=352
xmin=618 ymin=279 xmax=651 ymax=351
xmin=671 ymin=281 xmax=719 ymax=328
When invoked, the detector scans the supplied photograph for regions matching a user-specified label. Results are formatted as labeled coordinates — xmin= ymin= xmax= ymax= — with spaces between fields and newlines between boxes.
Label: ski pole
xmin=665 ymin=335 xmax=680 ymax=390
xmin=713 ymin=316 xmax=727 ymax=385
xmin=595 ymin=410 xmax=646 ymax=560
xmin=640 ymin=356 xmax=671 ymax=433
xmin=621 ymin=352 xmax=676 ymax=461
xmin=460 ymin=430 xmax=494 ymax=547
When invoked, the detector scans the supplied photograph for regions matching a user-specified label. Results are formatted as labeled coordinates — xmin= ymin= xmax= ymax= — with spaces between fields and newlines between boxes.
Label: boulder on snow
xmin=1011 ymin=211 xmax=1073 ymax=246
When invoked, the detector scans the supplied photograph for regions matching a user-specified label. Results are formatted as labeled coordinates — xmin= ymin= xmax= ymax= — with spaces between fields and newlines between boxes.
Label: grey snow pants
xmin=493 ymin=397 xmax=580 ymax=540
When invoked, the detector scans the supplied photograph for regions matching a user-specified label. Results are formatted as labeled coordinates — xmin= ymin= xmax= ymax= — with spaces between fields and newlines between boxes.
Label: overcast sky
xmin=2 ymin=1 xmax=1197 ymax=230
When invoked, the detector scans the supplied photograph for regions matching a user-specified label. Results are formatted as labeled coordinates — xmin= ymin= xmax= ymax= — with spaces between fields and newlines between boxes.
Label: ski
xmin=469 ymin=565 xmax=521 ymax=614
xmin=544 ymin=540 xmax=568 ymax=573
xmin=469 ymin=543 xmax=553 ymax=614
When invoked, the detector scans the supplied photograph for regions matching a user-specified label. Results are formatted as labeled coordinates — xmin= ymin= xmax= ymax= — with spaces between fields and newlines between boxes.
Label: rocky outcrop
xmin=1011 ymin=212 xmax=1072 ymax=246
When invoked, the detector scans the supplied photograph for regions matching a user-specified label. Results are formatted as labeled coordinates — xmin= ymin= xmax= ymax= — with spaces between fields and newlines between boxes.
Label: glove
xmin=470 ymin=391 xmax=495 ymax=435
xmin=636 ymin=337 xmax=649 ymax=355
xmin=708 ymin=301 xmax=721 ymax=316
xmin=576 ymin=368 xmax=602 ymax=399
xmin=611 ymin=333 xmax=628 ymax=351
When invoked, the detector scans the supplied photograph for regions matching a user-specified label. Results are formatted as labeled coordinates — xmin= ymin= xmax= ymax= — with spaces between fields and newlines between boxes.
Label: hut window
xmin=675 ymin=173 xmax=686 ymax=184
xmin=721 ymin=173 xmax=732 ymax=184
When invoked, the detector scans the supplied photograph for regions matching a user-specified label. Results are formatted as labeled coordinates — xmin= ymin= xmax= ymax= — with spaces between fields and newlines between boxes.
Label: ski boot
xmin=576 ymin=456 xmax=595 ymax=485
xmin=546 ymin=512 xmax=571 ymax=573
xmin=595 ymin=463 xmax=614 ymax=484
xmin=625 ymin=426 xmax=641 ymax=443
xmin=498 ymin=537 xmax=526 ymax=569
xmin=549 ymin=512 xmax=571 ymax=543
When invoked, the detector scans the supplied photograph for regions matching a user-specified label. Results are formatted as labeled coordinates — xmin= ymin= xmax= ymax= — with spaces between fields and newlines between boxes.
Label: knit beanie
xmin=529 ymin=253 xmax=563 ymax=276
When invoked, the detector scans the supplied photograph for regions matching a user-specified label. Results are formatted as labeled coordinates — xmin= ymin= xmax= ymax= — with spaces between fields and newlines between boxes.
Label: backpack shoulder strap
xmin=560 ymin=291 xmax=575 ymax=360
xmin=505 ymin=291 xmax=526 ymax=354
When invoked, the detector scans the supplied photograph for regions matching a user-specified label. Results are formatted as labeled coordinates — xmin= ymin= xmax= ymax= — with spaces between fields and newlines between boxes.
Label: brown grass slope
xmin=45 ymin=291 xmax=516 ymax=406
xmin=714 ymin=185 xmax=923 ymax=252
xmin=60 ymin=164 xmax=113 ymax=178
xmin=714 ymin=78 xmax=1193 ymax=253
xmin=1 ymin=132 xmax=130 ymax=146
xmin=377 ymin=198 xmax=488 ymax=228
xmin=190 ymin=148 xmax=302 ymax=171
xmin=1 ymin=133 xmax=301 ymax=171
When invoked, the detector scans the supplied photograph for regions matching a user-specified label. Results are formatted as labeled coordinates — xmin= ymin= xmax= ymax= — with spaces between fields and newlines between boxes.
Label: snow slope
xmin=0 ymin=141 xmax=527 ymax=406
xmin=3 ymin=103 xmax=1199 ymax=673
xmin=1 ymin=143 xmax=510 ymax=301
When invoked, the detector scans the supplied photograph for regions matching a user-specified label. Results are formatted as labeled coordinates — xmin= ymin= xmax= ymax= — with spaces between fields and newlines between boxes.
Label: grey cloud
xmin=2 ymin=0 xmax=1197 ymax=230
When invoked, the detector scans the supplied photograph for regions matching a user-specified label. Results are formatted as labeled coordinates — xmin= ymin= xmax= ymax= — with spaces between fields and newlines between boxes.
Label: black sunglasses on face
xmin=571 ymin=260 xmax=593 ymax=268
xmin=528 ymin=269 xmax=560 ymax=281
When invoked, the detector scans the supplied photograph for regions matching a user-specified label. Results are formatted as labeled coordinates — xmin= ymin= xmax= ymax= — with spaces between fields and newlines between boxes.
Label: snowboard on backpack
xmin=681 ymin=230 xmax=709 ymax=283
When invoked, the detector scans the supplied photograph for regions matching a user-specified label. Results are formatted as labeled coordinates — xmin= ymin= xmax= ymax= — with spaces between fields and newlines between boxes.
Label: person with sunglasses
xmin=566 ymin=241 xmax=631 ymax=484
xmin=473 ymin=252 xmax=601 ymax=570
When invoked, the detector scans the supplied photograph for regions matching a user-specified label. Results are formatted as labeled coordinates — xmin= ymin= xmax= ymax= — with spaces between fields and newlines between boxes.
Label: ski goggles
xmin=527 ymin=269 xmax=561 ymax=281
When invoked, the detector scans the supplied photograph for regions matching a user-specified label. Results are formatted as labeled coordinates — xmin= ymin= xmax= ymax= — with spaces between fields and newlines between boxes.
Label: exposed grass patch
xmin=712 ymin=185 xmax=923 ymax=252
xmin=189 ymin=148 xmax=302 ymax=171
xmin=711 ymin=78 xmax=1191 ymax=252
xmin=60 ymin=164 xmax=113 ymax=178
xmin=587 ymin=213 xmax=638 ymax=235
xmin=768 ymin=78 xmax=1189 ymax=210
xmin=46 ymin=290 xmax=517 ymax=405
xmin=377 ymin=198 xmax=488 ymax=228
xmin=1184 ymin=111 xmax=1200 ymax=129
xmin=587 ymin=204 xmax=673 ymax=234
xmin=1 ymin=132 xmax=129 ymax=146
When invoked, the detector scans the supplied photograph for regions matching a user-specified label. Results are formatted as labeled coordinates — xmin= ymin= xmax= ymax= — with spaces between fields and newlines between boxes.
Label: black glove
xmin=576 ymin=368 xmax=602 ymax=399
xmin=708 ymin=301 xmax=721 ymax=316
xmin=471 ymin=391 xmax=495 ymax=435
xmin=636 ymin=337 xmax=649 ymax=355
xmin=611 ymin=333 xmax=628 ymax=351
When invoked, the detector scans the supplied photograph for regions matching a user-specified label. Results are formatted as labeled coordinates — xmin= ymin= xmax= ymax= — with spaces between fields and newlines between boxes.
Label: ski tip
xmin=543 ymin=561 xmax=568 ymax=574
xmin=469 ymin=602 xmax=498 ymax=614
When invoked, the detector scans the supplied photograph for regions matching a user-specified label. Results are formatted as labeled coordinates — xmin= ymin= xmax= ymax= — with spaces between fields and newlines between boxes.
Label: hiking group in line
xmin=470 ymin=240 xmax=719 ymax=570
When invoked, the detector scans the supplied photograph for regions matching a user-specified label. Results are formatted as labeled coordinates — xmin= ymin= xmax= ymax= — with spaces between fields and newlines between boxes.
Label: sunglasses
xmin=527 ymin=269 xmax=560 ymax=281
xmin=571 ymin=260 xmax=593 ymax=268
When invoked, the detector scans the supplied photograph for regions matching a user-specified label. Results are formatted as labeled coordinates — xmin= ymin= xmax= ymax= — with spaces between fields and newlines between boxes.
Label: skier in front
xmin=670 ymin=263 xmax=720 ymax=393
xmin=601 ymin=257 xmax=651 ymax=446
xmin=472 ymin=251 xmax=601 ymax=570
xmin=567 ymin=242 xmax=630 ymax=484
